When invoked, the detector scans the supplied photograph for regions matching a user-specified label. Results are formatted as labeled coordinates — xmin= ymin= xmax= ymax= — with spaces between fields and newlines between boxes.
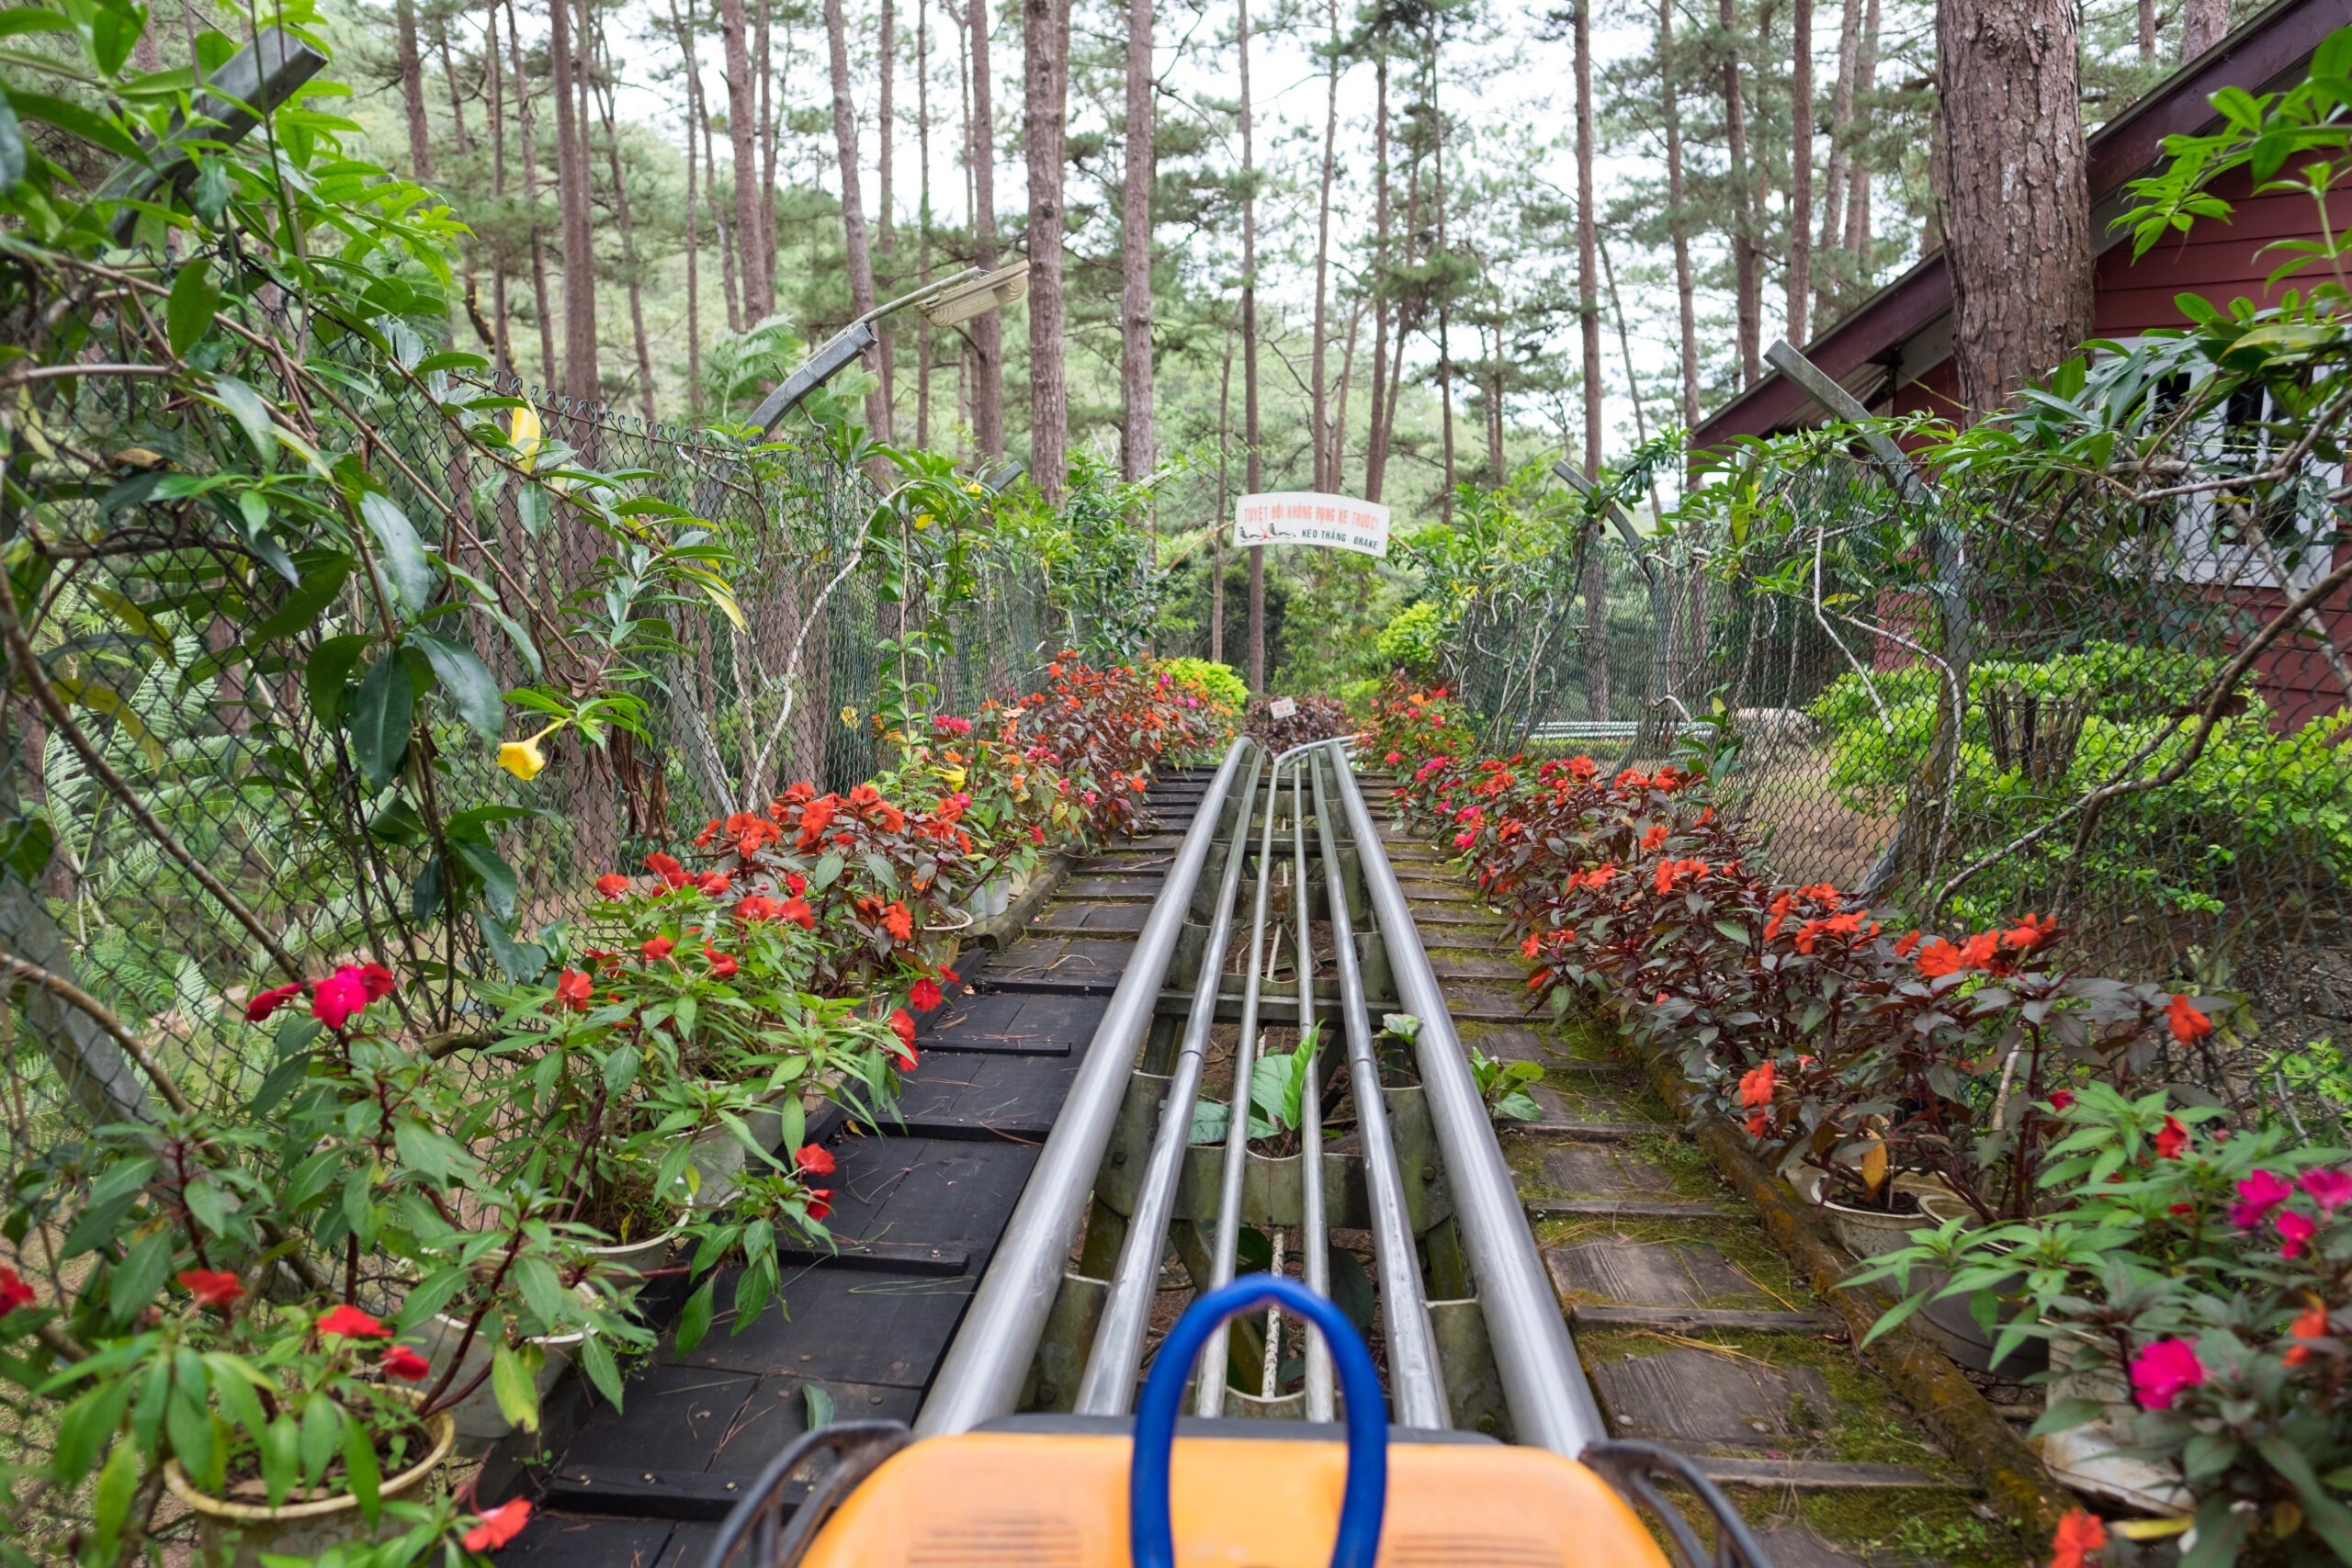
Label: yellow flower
xmin=913 ymin=511 xmax=935 ymax=531
xmin=962 ymin=480 xmax=984 ymax=495
xmin=497 ymin=720 xmax=563 ymax=781
xmin=940 ymin=766 xmax=967 ymax=789
xmin=841 ymin=706 xmax=860 ymax=729
xmin=509 ymin=404 xmax=544 ymax=470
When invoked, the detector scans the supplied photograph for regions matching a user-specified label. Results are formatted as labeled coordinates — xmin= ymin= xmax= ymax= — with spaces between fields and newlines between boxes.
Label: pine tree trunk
xmin=1363 ymin=51 xmax=1391 ymax=503
xmin=1786 ymin=0 xmax=1814 ymax=346
xmin=486 ymin=5 xmax=514 ymax=378
xmin=1576 ymin=0 xmax=1600 ymax=477
xmin=505 ymin=0 xmax=558 ymax=388
xmin=1214 ymin=329 xmax=1232 ymax=667
xmin=396 ymin=0 xmax=434 ymax=181
xmin=552 ymin=0 xmax=600 ymax=407
xmin=917 ymin=0 xmax=934 ymax=447
xmin=1659 ymin=0 xmax=1699 ymax=426
xmin=823 ymin=0 xmax=887 ymax=435
xmin=2180 ymin=0 xmax=2225 ymax=58
xmin=673 ymin=0 xmax=706 ymax=399
xmin=1119 ymin=0 xmax=1155 ymax=480
xmin=1843 ymin=0 xmax=1877 ymax=264
xmin=2138 ymin=0 xmax=2155 ymax=60
xmin=435 ymin=17 xmax=473 ymax=158
xmin=1023 ymin=0 xmax=1069 ymax=499
xmin=878 ymin=0 xmax=898 ymax=434
xmin=1485 ymin=318 xmax=1504 ymax=479
xmin=591 ymin=25 xmax=657 ymax=421
xmin=1815 ymin=0 xmax=1860 ymax=318
xmin=1432 ymin=34 xmax=1453 ymax=517
xmin=1937 ymin=0 xmax=2090 ymax=417
xmin=756 ymin=0 xmax=778 ymax=311
xmin=1720 ymin=0 xmax=1758 ymax=387
xmin=968 ymin=0 xmax=1004 ymax=461
xmin=1331 ymin=297 xmax=1363 ymax=493
xmin=1309 ymin=0 xmax=1339 ymax=491
xmin=1238 ymin=0 xmax=1263 ymax=691
xmin=720 ymin=0 xmax=771 ymax=321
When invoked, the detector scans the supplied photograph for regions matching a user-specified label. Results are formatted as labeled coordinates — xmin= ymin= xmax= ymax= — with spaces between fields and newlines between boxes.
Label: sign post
xmin=1233 ymin=493 xmax=1391 ymax=558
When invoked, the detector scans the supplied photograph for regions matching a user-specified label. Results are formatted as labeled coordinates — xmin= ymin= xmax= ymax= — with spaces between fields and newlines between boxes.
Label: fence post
xmin=96 ymin=28 xmax=329 ymax=243
xmin=1762 ymin=340 xmax=1975 ymax=897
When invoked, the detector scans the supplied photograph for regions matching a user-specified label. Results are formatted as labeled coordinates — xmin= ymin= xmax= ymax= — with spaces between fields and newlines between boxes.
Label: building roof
xmin=1688 ymin=0 xmax=2346 ymax=451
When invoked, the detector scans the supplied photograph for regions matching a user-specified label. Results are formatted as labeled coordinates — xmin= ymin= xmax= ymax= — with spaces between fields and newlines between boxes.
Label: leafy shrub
xmin=1375 ymin=603 xmax=1447 ymax=676
xmin=1245 ymin=694 xmax=1351 ymax=750
xmin=1158 ymin=657 xmax=1249 ymax=715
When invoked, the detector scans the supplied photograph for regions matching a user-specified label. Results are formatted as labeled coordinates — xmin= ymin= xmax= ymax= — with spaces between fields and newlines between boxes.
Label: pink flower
xmin=2230 ymin=1169 xmax=2294 ymax=1228
xmin=2278 ymin=1209 xmax=2319 ymax=1260
xmin=310 ymin=966 xmax=374 ymax=1031
xmin=2130 ymin=1337 xmax=2206 ymax=1409
xmin=1453 ymin=832 xmax=1476 ymax=849
xmin=2301 ymin=1169 xmax=2352 ymax=1211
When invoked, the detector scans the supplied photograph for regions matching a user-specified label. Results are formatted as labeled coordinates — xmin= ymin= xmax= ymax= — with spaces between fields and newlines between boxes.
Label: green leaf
xmin=259 ymin=1414 xmax=300 ymax=1508
xmin=347 ymin=651 xmax=414 ymax=789
xmin=340 ymin=1404 xmax=381 ymax=1525
xmin=207 ymin=376 xmax=277 ymax=470
xmin=675 ymin=1276 xmax=717 ymax=1355
xmin=8 ymin=89 xmax=143 ymax=161
xmin=108 ymin=1229 xmax=174 ymax=1325
xmin=0 ymin=816 xmax=54 ymax=887
xmin=577 ymin=1331 xmax=624 ymax=1409
xmin=490 ymin=1342 xmax=540 ymax=1433
xmin=403 ymin=629 xmax=503 ymax=740
xmin=513 ymin=1255 xmax=566 ymax=1330
xmin=298 ymin=1392 xmax=340 ymax=1487
xmin=357 ymin=492 xmax=435 ymax=615
xmin=447 ymin=830 xmax=518 ymax=920
xmin=164 ymin=1379 xmax=216 ymax=1492
xmin=90 ymin=1437 xmax=140 ymax=1558
xmin=474 ymin=909 xmax=547 ymax=982
xmin=0 ymin=85 xmax=24 ymax=196
xmin=52 ymin=1377 xmax=134 ymax=1484
xmin=304 ymin=634 xmax=371 ymax=728
xmin=250 ymin=554 xmax=354 ymax=642
xmin=165 ymin=261 xmax=220 ymax=357
xmin=190 ymin=153 xmax=230 ymax=220
xmin=803 ymin=1383 xmax=834 ymax=1431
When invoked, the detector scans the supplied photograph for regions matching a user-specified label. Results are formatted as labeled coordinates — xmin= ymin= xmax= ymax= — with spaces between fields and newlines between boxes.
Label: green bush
xmin=1375 ymin=602 xmax=1446 ymax=675
xmin=1157 ymin=656 xmax=1248 ymax=712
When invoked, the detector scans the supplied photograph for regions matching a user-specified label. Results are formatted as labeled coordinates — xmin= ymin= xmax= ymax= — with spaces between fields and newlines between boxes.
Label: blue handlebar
xmin=1129 ymin=1275 xmax=1388 ymax=1568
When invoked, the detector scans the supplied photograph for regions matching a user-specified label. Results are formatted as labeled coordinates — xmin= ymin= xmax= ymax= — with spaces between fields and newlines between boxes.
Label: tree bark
xmin=1576 ymin=0 xmax=1600 ymax=477
xmin=918 ymin=0 xmax=934 ymax=447
xmin=756 ymin=0 xmax=778 ymax=312
xmin=1023 ymin=0 xmax=1070 ymax=499
xmin=823 ymin=0 xmax=888 ymax=435
xmin=1786 ymin=0 xmax=1814 ymax=347
xmin=591 ymin=21 xmax=657 ymax=421
xmin=435 ymin=15 xmax=473 ymax=159
xmin=968 ymin=0 xmax=1004 ymax=461
xmin=673 ymin=0 xmax=707 ymax=399
xmin=1364 ymin=51 xmax=1392 ymax=502
xmin=1239 ymin=0 xmax=1263 ymax=691
xmin=879 ymin=0 xmax=898 ymax=434
xmin=2138 ymin=0 xmax=2156 ymax=61
xmin=1331 ymin=297 xmax=1363 ymax=493
xmin=1843 ymin=0 xmax=1878 ymax=265
xmin=720 ymin=0 xmax=772 ymax=322
xmin=1214 ymin=328 xmax=1232 ymax=666
xmin=1658 ymin=0 xmax=1699 ymax=427
xmin=396 ymin=0 xmax=434 ymax=181
xmin=1119 ymin=0 xmax=1156 ymax=479
xmin=487 ymin=3 xmax=514 ymax=378
xmin=1310 ymin=0 xmax=1340 ymax=491
xmin=549 ymin=0 xmax=599 ymax=404
xmin=1936 ymin=0 xmax=2091 ymax=418
xmin=1720 ymin=0 xmax=1758 ymax=387
xmin=2180 ymin=0 xmax=2225 ymax=59
xmin=505 ymin=0 xmax=558 ymax=389
xmin=1815 ymin=0 xmax=1860 ymax=318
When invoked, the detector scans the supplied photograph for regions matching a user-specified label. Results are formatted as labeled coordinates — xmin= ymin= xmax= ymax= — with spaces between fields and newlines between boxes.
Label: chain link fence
xmin=1442 ymin=448 xmax=2352 ymax=1133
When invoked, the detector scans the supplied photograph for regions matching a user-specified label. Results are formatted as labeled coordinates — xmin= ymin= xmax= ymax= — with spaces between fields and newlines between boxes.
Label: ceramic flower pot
xmin=2033 ymin=1332 xmax=2193 ymax=1517
xmin=164 ymin=1395 xmax=455 ymax=1568
xmin=684 ymin=1088 xmax=796 ymax=1210
xmin=399 ymin=1290 xmax=595 ymax=1455
xmin=1788 ymin=1167 xmax=1955 ymax=1258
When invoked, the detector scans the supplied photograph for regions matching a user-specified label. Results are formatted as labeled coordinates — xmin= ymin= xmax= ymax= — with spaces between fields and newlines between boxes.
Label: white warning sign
xmin=1232 ymin=492 xmax=1390 ymax=558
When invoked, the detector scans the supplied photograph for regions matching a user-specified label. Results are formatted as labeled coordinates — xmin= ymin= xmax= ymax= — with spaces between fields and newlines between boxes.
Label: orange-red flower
xmin=1738 ymin=1060 xmax=1776 ymax=1111
xmin=2154 ymin=1114 xmax=2191 ymax=1160
xmin=594 ymin=874 xmax=630 ymax=897
xmin=796 ymin=1143 xmax=837 ymax=1176
xmin=2048 ymin=1508 xmax=2106 ymax=1568
xmin=177 ymin=1269 xmax=243 ymax=1310
xmin=640 ymin=936 xmax=675 ymax=962
xmin=554 ymin=969 xmax=594 ymax=1010
xmin=804 ymin=1188 xmax=833 ymax=1222
xmin=735 ymin=895 xmax=783 ymax=922
xmin=696 ymin=871 xmax=732 ymax=897
xmin=2285 ymin=1301 xmax=2332 ymax=1366
xmin=888 ymin=1009 xmax=919 ymax=1069
xmin=318 ymin=1304 xmax=389 ymax=1338
xmin=910 ymin=976 xmax=944 ymax=1011
xmin=703 ymin=947 xmax=738 ymax=979
xmin=1640 ymin=823 xmax=1668 ymax=852
xmin=779 ymin=897 xmax=818 ymax=930
xmin=0 ymin=1267 xmax=29 ymax=1315
xmin=462 ymin=1498 xmax=533 ymax=1551
xmin=2167 ymin=994 xmax=2212 ymax=1043
xmin=381 ymin=1344 xmax=431 ymax=1382
xmin=1893 ymin=930 xmax=1921 ymax=958
xmin=246 ymin=982 xmax=305 ymax=1023
xmin=881 ymin=903 xmax=914 ymax=942
xmin=646 ymin=852 xmax=691 ymax=889
xmin=1916 ymin=938 xmax=1965 ymax=978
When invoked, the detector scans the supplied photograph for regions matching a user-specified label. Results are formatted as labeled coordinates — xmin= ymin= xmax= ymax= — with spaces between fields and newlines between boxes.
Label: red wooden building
xmin=1690 ymin=0 xmax=2352 ymax=728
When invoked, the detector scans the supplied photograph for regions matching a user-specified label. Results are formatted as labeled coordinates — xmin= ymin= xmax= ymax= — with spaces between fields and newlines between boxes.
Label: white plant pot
xmin=2035 ymin=1333 xmax=2193 ymax=1517
xmin=1787 ymin=1167 xmax=1954 ymax=1258
xmin=684 ymin=1097 xmax=790 ymax=1211
xmin=401 ymin=1300 xmax=590 ymax=1454
xmin=165 ymin=1395 xmax=455 ymax=1568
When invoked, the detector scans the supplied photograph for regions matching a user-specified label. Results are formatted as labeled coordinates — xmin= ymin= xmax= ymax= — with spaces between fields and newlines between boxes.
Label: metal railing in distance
xmin=914 ymin=739 xmax=1255 ymax=1437
xmin=1308 ymin=749 xmax=1450 ymax=1430
xmin=1075 ymin=751 xmax=1269 ymax=1414
xmin=1327 ymin=759 xmax=1610 ymax=1456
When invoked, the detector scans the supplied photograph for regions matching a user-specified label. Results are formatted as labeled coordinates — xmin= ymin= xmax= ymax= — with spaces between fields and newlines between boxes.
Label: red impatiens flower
xmin=2154 ymin=1114 xmax=2191 ymax=1160
xmin=2279 ymin=1209 xmax=2320 ymax=1260
xmin=1738 ymin=1060 xmax=1776 ymax=1112
xmin=796 ymin=1143 xmax=837 ymax=1176
xmin=703 ymin=947 xmax=738 ymax=979
xmin=318 ymin=1304 xmax=390 ymax=1339
xmin=2230 ymin=1169 xmax=2294 ymax=1229
xmin=640 ymin=935 xmax=676 ymax=962
xmin=2049 ymin=1508 xmax=2107 ymax=1568
xmin=0 ymin=1266 xmax=36 ymax=1315
xmin=2131 ymin=1337 xmax=2205 ymax=1409
xmin=735 ymin=895 xmax=783 ymax=922
xmin=2047 ymin=1089 xmax=2075 ymax=1111
xmin=779 ymin=897 xmax=818 ymax=930
xmin=786 ymin=873 xmax=808 ymax=897
xmin=380 ymin=1344 xmax=432 ymax=1382
xmin=804 ymin=1188 xmax=833 ymax=1222
xmin=1893 ymin=930 xmax=1921 ymax=959
xmin=940 ymin=966 xmax=960 ymax=987
xmin=462 ymin=1498 xmax=533 ymax=1551
xmin=2285 ymin=1301 xmax=2332 ymax=1366
xmin=888 ymin=1009 xmax=919 ymax=1070
xmin=910 ymin=976 xmax=944 ymax=1011
xmin=646 ymin=852 xmax=692 ymax=890
xmin=2302 ymin=1169 xmax=2352 ymax=1211
xmin=1639 ymin=823 xmax=1668 ymax=852
xmin=555 ymin=969 xmax=594 ymax=1010
xmin=311 ymin=966 xmax=375 ymax=1031
xmin=697 ymin=872 xmax=732 ymax=897
xmin=176 ymin=1269 xmax=243 ymax=1310
xmin=1915 ymin=938 xmax=1965 ymax=979
xmin=246 ymin=982 xmax=305 ymax=1023
xmin=881 ymin=903 xmax=914 ymax=942
xmin=2167 ymin=994 xmax=2213 ymax=1043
